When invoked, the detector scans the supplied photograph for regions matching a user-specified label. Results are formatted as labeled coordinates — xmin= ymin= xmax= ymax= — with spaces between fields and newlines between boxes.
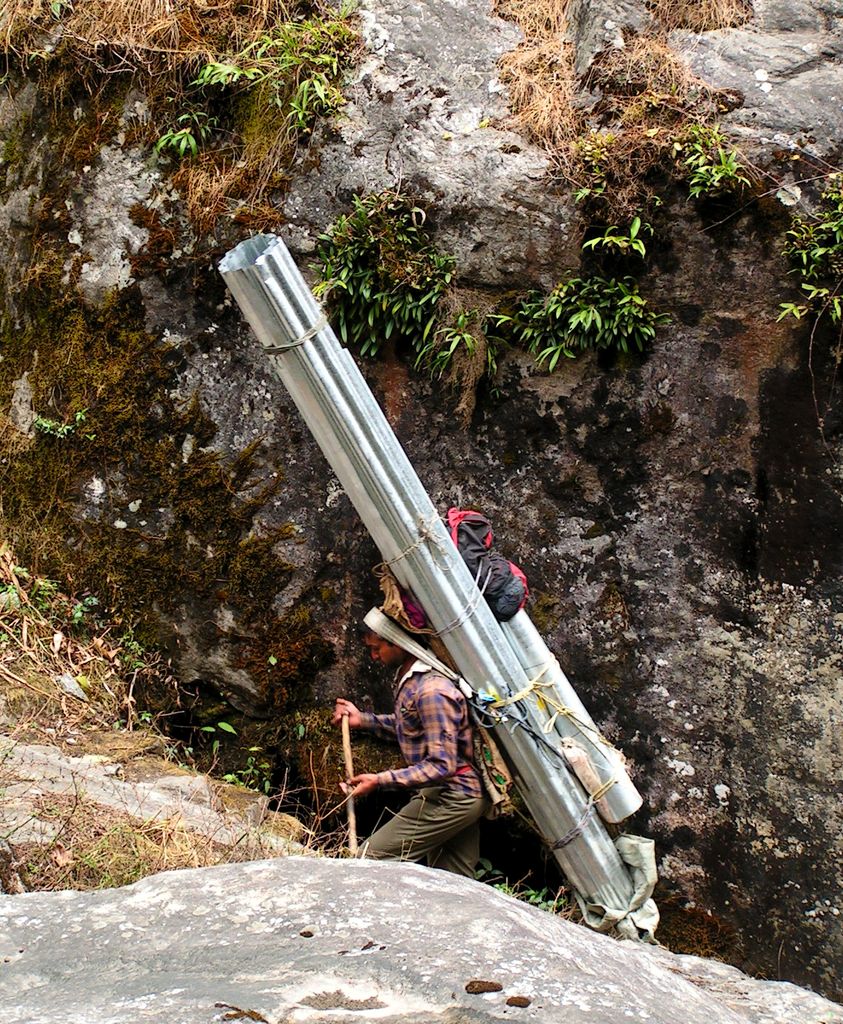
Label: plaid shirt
xmin=359 ymin=660 xmax=482 ymax=797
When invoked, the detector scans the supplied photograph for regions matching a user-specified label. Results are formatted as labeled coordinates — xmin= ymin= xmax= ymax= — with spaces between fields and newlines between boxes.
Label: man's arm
xmin=333 ymin=698 xmax=396 ymax=740
xmin=358 ymin=711 xmax=397 ymax=741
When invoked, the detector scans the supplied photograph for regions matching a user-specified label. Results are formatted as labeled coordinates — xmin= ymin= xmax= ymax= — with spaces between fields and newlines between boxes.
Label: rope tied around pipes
xmin=491 ymin=662 xmax=620 ymax=752
xmin=552 ymin=796 xmax=595 ymax=850
xmin=432 ymin=565 xmax=492 ymax=636
xmin=262 ymin=313 xmax=329 ymax=354
xmin=382 ymin=512 xmax=448 ymax=569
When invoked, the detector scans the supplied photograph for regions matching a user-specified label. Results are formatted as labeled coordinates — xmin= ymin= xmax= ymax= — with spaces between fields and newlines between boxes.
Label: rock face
xmin=284 ymin=0 xmax=577 ymax=286
xmin=676 ymin=0 xmax=843 ymax=158
xmin=0 ymin=0 xmax=841 ymax=1004
xmin=0 ymin=858 xmax=841 ymax=1024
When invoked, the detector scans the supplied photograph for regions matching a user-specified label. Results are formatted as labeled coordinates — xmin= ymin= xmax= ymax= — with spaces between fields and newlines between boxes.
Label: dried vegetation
xmin=424 ymin=288 xmax=501 ymax=425
xmin=1 ymin=0 xmax=293 ymax=70
xmin=496 ymin=0 xmax=578 ymax=154
xmin=646 ymin=0 xmax=752 ymax=33
xmin=0 ymin=543 xmax=330 ymax=894
xmin=495 ymin=0 xmax=752 ymax=218
xmin=15 ymin=793 xmax=246 ymax=891
xmin=0 ymin=544 xmax=171 ymax=743
xmin=490 ymin=0 xmax=568 ymax=154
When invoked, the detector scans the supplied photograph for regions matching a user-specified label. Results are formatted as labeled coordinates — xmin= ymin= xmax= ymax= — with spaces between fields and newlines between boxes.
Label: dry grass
xmin=494 ymin=0 xmax=745 ymax=219
xmin=498 ymin=37 xmax=579 ymax=154
xmin=171 ymin=88 xmax=291 ymax=234
xmin=658 ymin=896 xmax=745 ymax=963
xmin=496 ymin=0 xmax=580 ymax=154
xmin=13 ymin=792 xmax=268 ymax=891
xmin=585 ymin=33 xmax=707 ymax=115
xmin=567 ymin=33 xmax=730 ymax=216
xmin=1 ymin=0 xmax=294 ymax=71
xmin=0 ymin=540 xmax=360 ymax=885
xmin=0 ymin=545 xmax=274 ymax=893
xmin=173 ymin=157 xmax=261 ymax=236
xmin=647 ymin=0 xmax=753 ymax=33
xmin=496 ymin=0 xmax=568 ymax=41
xmin=436 ymin=288 xmax=500 ymax=425
xmin=0 ymin=542 xmax=175 ymax=743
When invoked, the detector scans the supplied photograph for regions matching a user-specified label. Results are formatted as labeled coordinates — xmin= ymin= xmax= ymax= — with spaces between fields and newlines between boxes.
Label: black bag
xmin=446 ymin=509 xmax=528 ymax=621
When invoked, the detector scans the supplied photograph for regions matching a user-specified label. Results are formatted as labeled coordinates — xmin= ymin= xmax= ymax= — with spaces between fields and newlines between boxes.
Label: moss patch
xmin=0 ymin=249 xmax=327 ymax=712
xmin=658 ymin=897 xmax=745 ymax=963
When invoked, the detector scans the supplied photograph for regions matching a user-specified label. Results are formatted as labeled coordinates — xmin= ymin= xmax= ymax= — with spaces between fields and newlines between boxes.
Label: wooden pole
xmin=341 ymin=715 xmax=358 ymax=854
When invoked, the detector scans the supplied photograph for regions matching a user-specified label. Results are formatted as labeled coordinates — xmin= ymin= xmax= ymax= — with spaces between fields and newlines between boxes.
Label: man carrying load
xmin=332 ymin=620 xmax=489 ymax=877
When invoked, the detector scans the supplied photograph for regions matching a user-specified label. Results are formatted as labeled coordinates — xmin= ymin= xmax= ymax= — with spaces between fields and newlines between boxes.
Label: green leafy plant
xmin=0 ymin=565 xmax=52 ymax=611
xmin=415 ymin=309 xmax=497 ymax=380
xmin=287 ymin=72 xmax=341 ymax=133
xmin=778 ymin=285 xmax=842 ymax=326
xmin=192 ymin=63 xmax=263 ymax=89
xmin=778 ymin=174 xmax=843 ymax=327
xmin=70 ymin=594 xmax=99 ymax=625
xmin=34 ymin=408 xmax=90 ymax=439
xmin=494 ymin=881 xmax=567 ymax=913
xmin=28 ymin=573 xmax=59 ymax=611
xmin=573 ymin=133 xmax=616 ymax=203
xmin=315 ymin=191 xmax=455 ymax=357
xmin=193 ymin=13 xmax=359 ymax=137
xmin=475 ymin=860 xmax=569 ymax=915
xmin=50 ymin=0 xmax=73 ymax=19
xmin=678 ymin=123 xmax=750 ymax=198
xmin=223 ymin=747 xmax=273 ymax=794
xmin=118 ymin=630 xmax=148 ymax=671
xmin=582 ymin=216 xmax=651 ymax=258
xmin=155 ymin=111 xmax=217 ymax=159
xmin=200 ymin=720 xmax=237 ymax=758
xmin=496 ymin=276 xmax=668 ymax=369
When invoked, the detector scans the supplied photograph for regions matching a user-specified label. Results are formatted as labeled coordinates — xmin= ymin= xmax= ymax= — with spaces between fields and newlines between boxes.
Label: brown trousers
xmin=360 ymin=785 xmax=489 ymax=877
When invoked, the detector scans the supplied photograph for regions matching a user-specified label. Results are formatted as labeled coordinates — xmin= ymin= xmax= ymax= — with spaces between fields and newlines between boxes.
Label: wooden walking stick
xmin=341 ymin=715 xmax=358 ymax=854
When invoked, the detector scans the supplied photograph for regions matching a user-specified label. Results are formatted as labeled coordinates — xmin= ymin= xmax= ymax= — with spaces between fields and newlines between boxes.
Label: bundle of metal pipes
xmin=501 ymin=611 xmax=640 ymax=823
xmin=219 ymin=234 xmax=644 ymax=920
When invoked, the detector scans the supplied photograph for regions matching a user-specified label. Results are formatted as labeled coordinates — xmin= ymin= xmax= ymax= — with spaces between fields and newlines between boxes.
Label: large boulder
xmin=0 ymin=857 xmax=840 ymax=1024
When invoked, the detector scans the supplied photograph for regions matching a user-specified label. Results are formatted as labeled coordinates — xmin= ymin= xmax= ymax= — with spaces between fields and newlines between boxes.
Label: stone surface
xmin=673 ymin=5 xmax=843 ymax=158
xmin=8 ymin=372 xmax=34 ymax=436
xmin=71 ymin=144 xmax=160 ymax=304
xmin=284 ymin=0 xmax=576 ymax=289
xmin=0 ymin=858 xmax=840 ymax=1024
xmin=565 ymin=0 xmax=653 ymax=75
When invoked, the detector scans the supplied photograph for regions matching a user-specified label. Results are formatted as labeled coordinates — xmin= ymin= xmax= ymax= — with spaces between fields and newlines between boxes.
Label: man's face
xmin=363 ymin=634 xmax=406 ymax=668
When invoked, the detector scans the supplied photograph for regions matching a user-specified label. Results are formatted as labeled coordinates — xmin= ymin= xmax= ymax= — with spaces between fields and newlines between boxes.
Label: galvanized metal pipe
xmin=256 ymin=243 xmax=640 ymax=821
xmin=219 ymin=235 xmax=636 ymax=912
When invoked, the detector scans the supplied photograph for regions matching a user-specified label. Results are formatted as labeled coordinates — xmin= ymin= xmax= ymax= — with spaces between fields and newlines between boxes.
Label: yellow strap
xmin=491 ymin=663 xmax=618 ymax=752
